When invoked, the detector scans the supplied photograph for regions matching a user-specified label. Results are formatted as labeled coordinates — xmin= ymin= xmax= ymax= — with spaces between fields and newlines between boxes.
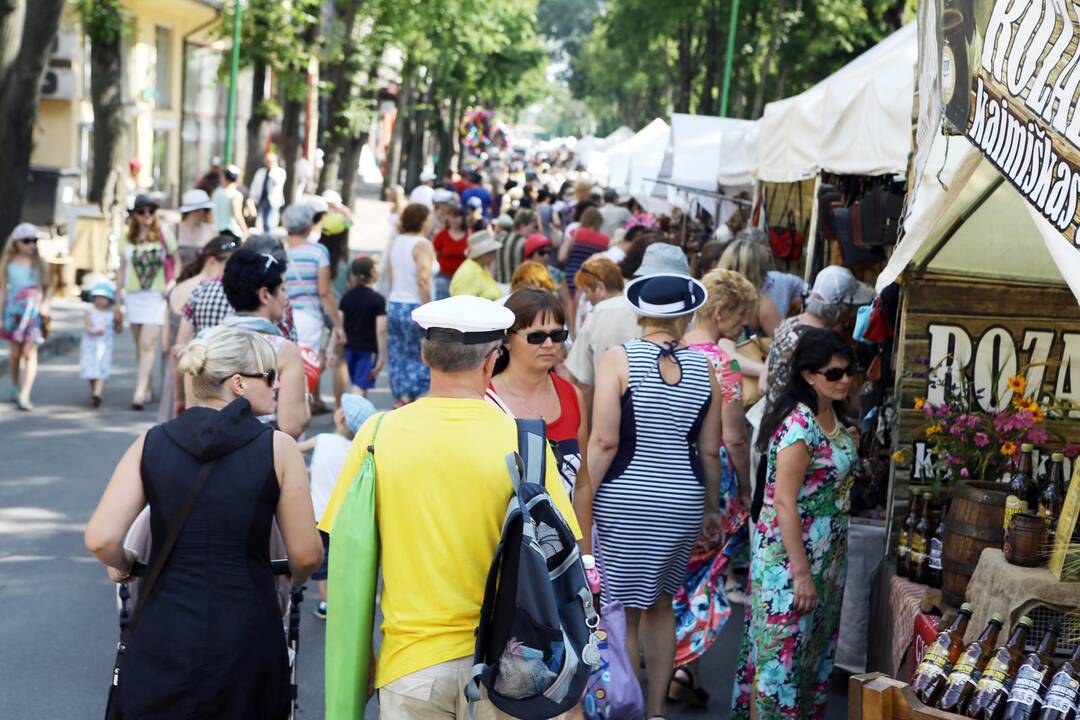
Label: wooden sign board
xmin=892 ymin=273 xmax=1080 ymax=520
xmin=941 ymin=0 xmax=1080 ymax=244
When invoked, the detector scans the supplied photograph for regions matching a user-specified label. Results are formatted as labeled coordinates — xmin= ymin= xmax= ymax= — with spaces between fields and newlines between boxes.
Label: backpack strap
xmin=366 ymin=412 xmax=388 ymax=455
xmin=514 ymin=418 xmax=547 ymax=488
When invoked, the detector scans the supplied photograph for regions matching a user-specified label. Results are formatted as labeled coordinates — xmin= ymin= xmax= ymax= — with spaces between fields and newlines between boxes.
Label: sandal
xmin=668 ymin=665 xmax=710 ymax=707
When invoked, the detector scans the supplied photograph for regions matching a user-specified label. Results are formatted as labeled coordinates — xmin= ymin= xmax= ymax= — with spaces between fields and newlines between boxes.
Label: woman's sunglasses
xmin=18 ymin=237 xmax=37 ymax=245
xmin=531 ymin=248 xmax=551 ymax=257
xmin=815 ymin=366 xmax=854 ymax=382
xmin=518 ymin=329 xmax=569 ymax=345
xmin=223 ymin=369 xmax=277 ymax=386
xmin=133 ymin=207 xmax=155 ymax=216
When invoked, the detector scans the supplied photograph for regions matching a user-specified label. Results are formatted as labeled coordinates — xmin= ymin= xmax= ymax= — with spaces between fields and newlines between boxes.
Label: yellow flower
xmin=892 ymin=451 xmax=906 ymax=463
xmin=1007 ymin=375 xmax=1027 ymax=395
xmin=914 ymin=397 xmax=926 ymax=411
xmin=1013 ymin=397 xmax=1035 ymax=412
xmin=926 ymin=424 xmax=943 ymax=438
xmin=1032 ymin=406 xmax=1046 ymax=424
xmin=1000 ymin=442 xmax=1018 ymax=456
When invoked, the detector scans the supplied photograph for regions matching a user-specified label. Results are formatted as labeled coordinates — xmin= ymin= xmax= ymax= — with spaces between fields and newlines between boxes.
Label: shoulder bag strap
xmin=515 ymin=417 xmax=547 ymax=487
xmin=124 ymin=457 xmax=218 ymax=639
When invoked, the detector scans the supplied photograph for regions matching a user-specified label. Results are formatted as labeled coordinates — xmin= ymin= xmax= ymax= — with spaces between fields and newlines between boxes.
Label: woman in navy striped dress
xmin=588 ymin=272 xmax=725 ymax=720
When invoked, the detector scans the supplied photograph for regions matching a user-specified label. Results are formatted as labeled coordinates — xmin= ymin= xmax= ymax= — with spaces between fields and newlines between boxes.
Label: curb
xmin=0 ymin=331 xmax=81 ymax=376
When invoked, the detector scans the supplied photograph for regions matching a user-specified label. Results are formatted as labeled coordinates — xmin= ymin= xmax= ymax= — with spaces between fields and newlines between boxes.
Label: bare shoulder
xmin=273 ymin=430 xmax=298 ymax=453
xmin=276 ymin=339 xmax=301 ymax=363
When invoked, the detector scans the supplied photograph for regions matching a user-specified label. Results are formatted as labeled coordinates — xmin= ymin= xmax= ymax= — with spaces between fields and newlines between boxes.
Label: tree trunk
xmin=0 ymin=0 xmax=26 ymax=83
xmin=281 ymin=11 xmax=321 ymax=205
xmin=436 ymin=94 xmax=458 ymax=178
xmin=405 ymin=76 xmax=430 ymax=191
xmin=0 ymin=0 xmax=63 ymax=244
xmin=85 ymin=24 xmax=125 ymax=206
xmin=698 ymin=3 xmax=719 ymax=116
xmin=883 ymin=0 xmax=906 ymax=30
xmin=752 ymin=0 xmax=785 ymax=119
xmin=383 ymin=60 xmax=413 ymax=195
xmin=317 ymin=0 xmax=362 ymax=194
xmin=242 ymin=59 xmax=271 ymax=186
xmin=674 ymin=20 xmax=694 ymax=114
xmin=338 ymin=130 xmax=368 ymax=207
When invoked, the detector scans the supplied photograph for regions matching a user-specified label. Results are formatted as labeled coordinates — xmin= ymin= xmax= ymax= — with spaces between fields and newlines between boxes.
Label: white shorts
xmin=123 ymin=290 xmax=166 ymax=326
xmin=293 ymin=309 xmax=324 ymax=351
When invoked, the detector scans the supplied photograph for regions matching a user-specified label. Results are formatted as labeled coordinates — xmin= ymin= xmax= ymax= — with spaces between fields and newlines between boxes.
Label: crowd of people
xmin=24 ymin=151 xmax=880 ymax=719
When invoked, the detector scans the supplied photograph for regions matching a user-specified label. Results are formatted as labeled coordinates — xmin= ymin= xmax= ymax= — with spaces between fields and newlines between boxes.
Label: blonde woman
xmin=86 ymin=326 xmax=322 ymax=719
xmin=115 ymin=195 xmax=181 ymax=410
xmin=717 ymin=233 xmax=806 ymax=336
xmin=1 ymin=223 xmax=51 ymax=410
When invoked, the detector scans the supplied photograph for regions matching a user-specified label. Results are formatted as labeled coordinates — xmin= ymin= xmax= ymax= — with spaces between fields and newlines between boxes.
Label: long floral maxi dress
xmin=731 ymin=403 xmax=856 ymax=720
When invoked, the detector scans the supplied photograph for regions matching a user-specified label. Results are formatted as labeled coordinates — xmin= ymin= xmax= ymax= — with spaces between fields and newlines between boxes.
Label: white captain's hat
xmin=411 ymin=296 xmax=515 ymax=345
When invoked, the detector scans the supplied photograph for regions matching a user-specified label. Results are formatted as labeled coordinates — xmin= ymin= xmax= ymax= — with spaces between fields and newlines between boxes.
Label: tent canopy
xmin=668 ymin=113 xmax=759 ymax=189
xmin=758 ymin=23 xmax=917 ymax=182
xmin=878 ymin=132 xmax=1075 ymax=296
xmin=599 ymin=118 xmax=670 ymax=194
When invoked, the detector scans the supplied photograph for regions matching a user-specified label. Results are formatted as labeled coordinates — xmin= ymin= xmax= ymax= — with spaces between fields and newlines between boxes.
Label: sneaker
xmin=313 ymin=601 xmax=327 ymax=620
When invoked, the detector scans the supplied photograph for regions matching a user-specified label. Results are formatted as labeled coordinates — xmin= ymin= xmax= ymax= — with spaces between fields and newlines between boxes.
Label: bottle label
xmin=973 ymin=657 xmax=1011 ymax=697
xmin=911 ymin=536 xmax=927 ymax=554
xmin=915 ymin=644 xmax=952 ymax=681
xmin=1006 ymin=664 xmax=1046 ymax=710
xmin=947 ymin=660 xmax=980 ymax=689
xmin=928 ymin=538 xmax=943 ymax=570
xmin=1044 ymin=672 xmax=1080 ymax=714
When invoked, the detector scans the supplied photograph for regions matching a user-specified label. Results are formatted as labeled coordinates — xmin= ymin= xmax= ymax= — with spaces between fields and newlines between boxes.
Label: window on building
xmin=155 ymin=25 xmax=172 ymax=109
xmin=152 ymin=128 xmax=171 ymax=196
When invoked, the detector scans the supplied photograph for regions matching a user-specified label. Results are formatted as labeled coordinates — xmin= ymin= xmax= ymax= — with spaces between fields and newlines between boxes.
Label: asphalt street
xmin=0 ymin=326 xmax=849 ymax=719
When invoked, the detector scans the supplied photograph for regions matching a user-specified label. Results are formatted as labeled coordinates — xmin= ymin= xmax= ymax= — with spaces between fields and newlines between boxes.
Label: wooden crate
xmin=849 ymin=673 xmax=970 ymax=720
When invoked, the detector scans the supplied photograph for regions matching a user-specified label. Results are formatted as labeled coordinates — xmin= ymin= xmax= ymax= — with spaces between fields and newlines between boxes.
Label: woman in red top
xmin=487 ymin=288 xmax=593 ymax=552
xmin=432 ymin=205 xmax=469 ymax=300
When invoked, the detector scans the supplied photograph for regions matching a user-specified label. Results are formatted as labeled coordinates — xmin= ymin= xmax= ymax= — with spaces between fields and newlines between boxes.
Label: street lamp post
xmin=224 ymin=0 xmax=243 ymax=164
xmin=720 ymin=0 xmax=740 ymax=116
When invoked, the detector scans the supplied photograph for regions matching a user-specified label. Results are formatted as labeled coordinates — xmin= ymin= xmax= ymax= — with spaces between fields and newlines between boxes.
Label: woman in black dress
xmin=86 ymin=326 xmax=323 ymax=719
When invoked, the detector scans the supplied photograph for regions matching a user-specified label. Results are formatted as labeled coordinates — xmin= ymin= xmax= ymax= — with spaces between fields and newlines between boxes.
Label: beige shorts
xmin=378 ymin=657 xmax=512 ymax=720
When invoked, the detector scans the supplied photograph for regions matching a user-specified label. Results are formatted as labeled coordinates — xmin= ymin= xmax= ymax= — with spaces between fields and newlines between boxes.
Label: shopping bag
xmin=325 ymin=414 xmax=385 ymax=720
xmin=581 ymin=600 xmax=644 ymax=720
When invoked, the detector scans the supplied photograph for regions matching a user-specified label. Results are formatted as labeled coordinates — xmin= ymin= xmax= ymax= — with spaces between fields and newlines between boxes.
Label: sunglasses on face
xmin=223 ymin=369 xmax=277 ymax=386
xmin=134 ymin=208 xmax=154 ymax=216
xmin=531 ymin=248 xmax=551 ymax=257
xmin=518 ymin=328 xmax=569 ymax=345
xmin=18 ymin=237 xmax=37 ymax=245
xmin=815 ymin=366 xmax=854 ymax=382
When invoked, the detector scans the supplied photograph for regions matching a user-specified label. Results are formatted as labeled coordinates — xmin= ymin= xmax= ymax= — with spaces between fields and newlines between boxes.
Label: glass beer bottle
xmin=967 ymin=615 xmax=1033 ymax=719
xmin=899 ymin=492 xmax=923 ymax=578
xmin=1004 ymin=622 xmax=1060 ymax=720
xmin=928 ymin=502 xmax=947 ymax=589
xmin=1011 ymin=444 xmax=1038 ymax=511
xmin=1037 ymin=643 xmax=1080 ymax=720
xmin=912 ymin=493 xmax=933 ymax=584
xmin=913 ymin=602 xmax=975 ymax=706
xmin=937 ymin=612 xmax=1005 ymax=714
xmin=1038 ymin=454 xmax=1065 ymax=551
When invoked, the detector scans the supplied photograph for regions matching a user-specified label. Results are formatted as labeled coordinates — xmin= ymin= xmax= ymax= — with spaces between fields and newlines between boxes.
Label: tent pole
xmin=721 ymin=0 xmax=740 ymax=116
xmin=803 ymin=175 xmax=823 ymax=284
xmin=915 ymin=174 xmax=1004 ymax=272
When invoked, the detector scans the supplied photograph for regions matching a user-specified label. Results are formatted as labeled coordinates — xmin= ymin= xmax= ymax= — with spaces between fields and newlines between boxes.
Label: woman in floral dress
xmin=732 ymin=328 xmax=857 ymax=720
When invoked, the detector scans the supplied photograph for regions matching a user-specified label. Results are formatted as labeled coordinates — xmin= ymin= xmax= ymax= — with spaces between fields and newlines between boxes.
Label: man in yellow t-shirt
xmin=319 ymin=295 xmax=580 ymax=719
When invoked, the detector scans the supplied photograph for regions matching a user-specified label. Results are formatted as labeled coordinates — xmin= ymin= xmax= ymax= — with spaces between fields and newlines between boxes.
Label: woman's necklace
xmin=819 ymin=407 xmax=841 ymax=439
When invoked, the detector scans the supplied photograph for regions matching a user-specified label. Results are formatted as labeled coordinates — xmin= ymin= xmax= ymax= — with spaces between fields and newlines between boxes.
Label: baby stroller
xmin=119 ymin=509 xmax=306 ymax=719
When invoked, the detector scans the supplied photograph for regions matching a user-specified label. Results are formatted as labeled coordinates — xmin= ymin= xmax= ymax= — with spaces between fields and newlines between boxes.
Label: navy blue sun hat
xmin=624 ymin=273 xmax=708 ymax=318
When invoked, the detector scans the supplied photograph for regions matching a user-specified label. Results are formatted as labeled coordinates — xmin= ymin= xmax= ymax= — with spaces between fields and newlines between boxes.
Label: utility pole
xmin=720 ymin=0 xmax=740 ymax=116
xmin=224 ymin=0 xmax=243 ymax=163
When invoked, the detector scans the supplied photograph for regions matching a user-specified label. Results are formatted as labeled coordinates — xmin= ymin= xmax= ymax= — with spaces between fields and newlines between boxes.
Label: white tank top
xmin=388 ymin=234 xmax=424 ymax=304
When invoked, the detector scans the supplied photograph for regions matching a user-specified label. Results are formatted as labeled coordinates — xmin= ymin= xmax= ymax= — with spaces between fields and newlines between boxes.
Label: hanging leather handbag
xmin=105 ymin=459 xmax=218 ymax=719
xmin=836 ymin=203 xmax=886 ymax=264
xmin=768 ymin=183 xmax=805 ymax=262
xmin=859 ymin=180 xmax=905 ymax=247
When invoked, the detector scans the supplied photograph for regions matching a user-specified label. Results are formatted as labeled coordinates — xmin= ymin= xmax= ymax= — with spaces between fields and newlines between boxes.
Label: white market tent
xmin=757 ymin=22 xmax=917 ymax=182
xmin=877 ymin=131 xmax=1080 ymax=300
xmin=583 ymin=126 xmax=635 ymax=180
xmin=601 ymin=117 xmax=670 ymax=196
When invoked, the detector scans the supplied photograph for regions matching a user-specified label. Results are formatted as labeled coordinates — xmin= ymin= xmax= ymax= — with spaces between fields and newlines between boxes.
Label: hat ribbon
xmin=637 ymin=299 xmax=687 ymax=314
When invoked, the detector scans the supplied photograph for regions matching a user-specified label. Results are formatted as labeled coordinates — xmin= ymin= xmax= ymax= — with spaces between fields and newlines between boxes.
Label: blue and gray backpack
xmin=465 ymin=419 xmax=600 ymax=719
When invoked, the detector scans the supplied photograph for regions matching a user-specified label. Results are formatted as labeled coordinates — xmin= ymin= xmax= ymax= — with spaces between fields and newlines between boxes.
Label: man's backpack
xmin=465 ymin=419 xmax=600 ymax=719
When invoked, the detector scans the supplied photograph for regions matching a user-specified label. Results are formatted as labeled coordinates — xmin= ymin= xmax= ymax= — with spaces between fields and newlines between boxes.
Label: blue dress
xmin=2 ymin=262 xmax=44 ymax=344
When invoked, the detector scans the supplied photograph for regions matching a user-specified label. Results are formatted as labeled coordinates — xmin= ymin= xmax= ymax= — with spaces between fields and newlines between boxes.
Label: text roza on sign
xmin=926 ymin=323 xmax=1080 ymax=409
xmin=965 ymin=0 xmax=1080 ymax=241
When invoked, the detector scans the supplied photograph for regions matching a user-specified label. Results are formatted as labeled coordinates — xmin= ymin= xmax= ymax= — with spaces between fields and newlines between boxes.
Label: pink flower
xmin=922 ymin=404 xmax=935 ymax=418
xmin=948 ymin=454 xmax=966 ymax=465
xmin=960 ymin=468 xmax=970 ymax=478
xmin=974 ymin=432 xmax=989 ymax=448
xmin=963 ymin=414 xmax=981 ymax=430
xmin=949 ymin=423 xmax=967 ymax=436
xmin=1027 ymin=427 xmax=1050 ymax=444
xmin=1065 ymin=443 xmax=1080 ymax=459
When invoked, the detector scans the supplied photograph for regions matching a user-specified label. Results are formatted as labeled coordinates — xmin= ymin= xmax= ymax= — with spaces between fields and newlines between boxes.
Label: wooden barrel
xmin=941 ymin=481 xmax=1008 ymax=607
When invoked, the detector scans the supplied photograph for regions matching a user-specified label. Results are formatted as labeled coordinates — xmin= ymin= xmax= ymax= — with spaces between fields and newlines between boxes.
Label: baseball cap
xmin=810 ymin=265 xmax=876 ymax=306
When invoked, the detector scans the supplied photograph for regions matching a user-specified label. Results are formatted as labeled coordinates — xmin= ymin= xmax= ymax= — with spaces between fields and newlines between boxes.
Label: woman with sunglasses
xmin=732 ymin=328 xmax=857 ymax=720
xmin=116 ymin=194 xmax=182 ymax=410
xmin=487 ymin=288 xmax=594 ymax=552
xmin=160 ymin=236 xmax=239 ymax=421
xmin=85 ymin=326 xmax=323 ymax=720
xmin=0 ymin=223 xmax=50 ymax=410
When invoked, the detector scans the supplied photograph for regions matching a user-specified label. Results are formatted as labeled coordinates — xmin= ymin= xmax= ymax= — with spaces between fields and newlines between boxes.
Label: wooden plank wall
xmin=889 ymin=272 xmax=1080 ymax=541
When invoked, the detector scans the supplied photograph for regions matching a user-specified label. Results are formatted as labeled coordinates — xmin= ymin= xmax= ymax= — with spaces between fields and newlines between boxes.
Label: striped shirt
xmin=284 ymin=242 xmax=329 ymax=317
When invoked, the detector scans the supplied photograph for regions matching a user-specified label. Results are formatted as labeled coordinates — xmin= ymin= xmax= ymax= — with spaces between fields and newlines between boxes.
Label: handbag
xmin=858 ymin=179 xmax=905 ymax=247
xmin=767 ymin=186 xmax=804 ymax=262
xmin=105 ymin=458 xmax=218 ymax=719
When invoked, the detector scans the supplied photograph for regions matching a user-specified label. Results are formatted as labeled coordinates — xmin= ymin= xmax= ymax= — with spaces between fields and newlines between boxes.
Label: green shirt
xmin=448 ymin=258 xmax=501 ymax=300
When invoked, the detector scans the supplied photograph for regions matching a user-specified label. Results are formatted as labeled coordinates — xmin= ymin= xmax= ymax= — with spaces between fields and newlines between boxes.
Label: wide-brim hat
xmin=467 ymin=230 xmax=502 ymax=259
xmin=178 ymin=189 xmax=213 ymax=213
xmin=131 ymin=194 xmax=159 ymax=213
xmin=625 ymin=273 xmax=707 ymax=318
xmin=634 ymin=242 xmax=690 ymax=277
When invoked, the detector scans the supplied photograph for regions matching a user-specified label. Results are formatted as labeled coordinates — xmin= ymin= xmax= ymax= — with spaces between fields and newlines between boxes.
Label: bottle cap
xmin=1021 ymin=443 xmax=1035 ymax=452
xmin=960 ymin=602 xmax=974 ymax=614
xmin=581 ymin=555 xmax=595 ymax=569
xmin=1052 ymin=452 xmax=1065 ymax=462
xmin=1017 ymin=615 xmax=1033 ymax=628
xmin=922 ymin=491 xmax=932 ymax=500
xmin=991 ymin=612 xmax=1005 ymax=625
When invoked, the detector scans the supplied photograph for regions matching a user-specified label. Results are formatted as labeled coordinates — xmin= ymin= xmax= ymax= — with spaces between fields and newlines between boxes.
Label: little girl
xmin=1 ymin=222 xmax=50 ymax=411
xmin=81 ymin=282 xmax=117 ymax=407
